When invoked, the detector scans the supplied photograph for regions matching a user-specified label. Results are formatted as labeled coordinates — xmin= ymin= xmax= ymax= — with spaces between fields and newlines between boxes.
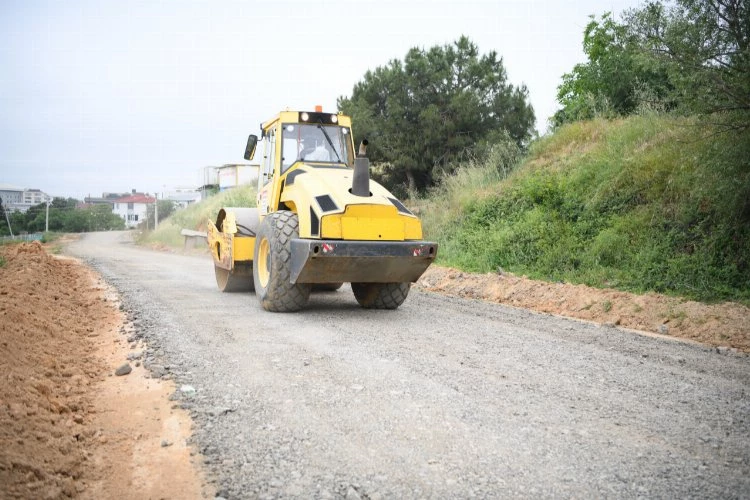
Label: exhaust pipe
xmin=352 ymin=139 xmax=370 ymax=197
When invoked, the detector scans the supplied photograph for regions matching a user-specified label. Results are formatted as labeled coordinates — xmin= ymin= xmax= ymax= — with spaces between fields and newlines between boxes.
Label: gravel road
xmin=66 ymin=231 xmax=750 ymax=499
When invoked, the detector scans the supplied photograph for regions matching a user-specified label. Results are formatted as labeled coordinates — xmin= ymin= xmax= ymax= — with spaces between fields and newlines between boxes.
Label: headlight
xmin=300 ymin=112 xmax=310 ymax=121
xmin=330 ymin=114 xmax=338 ymax=123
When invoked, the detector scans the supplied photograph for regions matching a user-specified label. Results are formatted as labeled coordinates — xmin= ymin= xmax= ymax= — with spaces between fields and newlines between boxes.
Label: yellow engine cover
xmin=321 ymin=204 xmax=423 ymax=241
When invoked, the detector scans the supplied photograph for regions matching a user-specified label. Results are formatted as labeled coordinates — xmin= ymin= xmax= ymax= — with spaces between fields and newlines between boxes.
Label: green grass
xmin=0 ymin=255 xmax=5 ymax=268
xmin=423 ymin=114 xmax=750 ymax=303
xmin=41 ymin=232 xmax=64 ymax=254
xmin=138 ymin=185 xmax=257 ymax=248
xmin=40 ymin=232 xmax=62 ymax=243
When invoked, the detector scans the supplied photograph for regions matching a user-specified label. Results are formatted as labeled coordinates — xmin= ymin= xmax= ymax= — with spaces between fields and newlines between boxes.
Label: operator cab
xmin=246 ymin=109 xmax=358 ymax=212
xmin=280 ymin=113 xmax=354 ymax=173
xmin=281 ymin=123 xmax=353 ymax=171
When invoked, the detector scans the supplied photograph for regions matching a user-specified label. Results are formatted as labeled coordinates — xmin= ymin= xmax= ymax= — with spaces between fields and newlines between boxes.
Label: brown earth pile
xmin=0 ymin=241 xmax=209 ymax=500
xmin=0 ymin=242 xmax=110 ymax=498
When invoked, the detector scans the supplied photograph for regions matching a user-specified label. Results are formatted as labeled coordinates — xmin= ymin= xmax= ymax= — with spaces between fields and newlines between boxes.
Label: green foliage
xmin=425 ymin=115 xmax=750 ymax=302
xmin=0 ymin=197 xmax=125 ymax=236
xmin=143 ymin=199 xmax=178 ymax=230
xmin=138 ymin=185 xmax=256 ymax=248
xmin=0 ymin=255 xmax=5 ymax=268
xmin=554 ymin=12 xmax=673 ymax=126
xmin=338 ymin=36 xmax=535 ymax=195
xmin=419 ymin=132 xmax=524 ymax=243
xmin=40 ymin=232 xmax=61 ymax=244
xmin=556 ymin=1 xmax=749 ymax=130
xmin=627 ymin=0 xmax=750 ymax=125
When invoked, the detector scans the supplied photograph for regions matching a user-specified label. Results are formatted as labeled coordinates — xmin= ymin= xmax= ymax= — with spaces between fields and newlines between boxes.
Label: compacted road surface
xmin=67 ymin=231 xmax=750 ymax=499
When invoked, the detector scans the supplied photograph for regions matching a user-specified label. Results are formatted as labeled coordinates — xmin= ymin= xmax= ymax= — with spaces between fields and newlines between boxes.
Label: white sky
xmin=0 ymin=0 xmax=643 ymax=200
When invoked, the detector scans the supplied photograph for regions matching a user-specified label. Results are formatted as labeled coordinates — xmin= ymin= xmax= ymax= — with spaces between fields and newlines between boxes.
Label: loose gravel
xmin=67 ymin=232 xmax=750 ymax=499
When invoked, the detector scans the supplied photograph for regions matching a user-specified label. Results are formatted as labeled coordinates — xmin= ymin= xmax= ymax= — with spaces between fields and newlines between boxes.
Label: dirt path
xmin=67 ymin=231 xmax=749 ymax=498
xmin=0 ymin=241 xmax=210 ymax=499
xmin=2 ymin=235 xmax=748 ymax=498
xmin=416 ymin=267 xmax=750 ymax=352
xmin=154 ymin=240 xmax=750 ymax=352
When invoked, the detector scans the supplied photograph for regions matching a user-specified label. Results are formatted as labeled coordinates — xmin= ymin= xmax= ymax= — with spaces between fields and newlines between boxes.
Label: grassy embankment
xmin=421 ymin=114 xmax=750 ymax=303
xmin=137 ymin=185 xmax=256 ymax=248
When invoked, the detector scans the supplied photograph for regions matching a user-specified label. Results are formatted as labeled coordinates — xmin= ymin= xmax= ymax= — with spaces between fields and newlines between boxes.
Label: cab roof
xmin=261 ymin=110 xmax=352 ymax=132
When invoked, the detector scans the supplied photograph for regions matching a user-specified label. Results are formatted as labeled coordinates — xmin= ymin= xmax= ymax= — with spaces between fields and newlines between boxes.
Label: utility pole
xmin=1 ymin=197 xmax=13 ymax=238
xmin=45 ymin=201 xmax=51 ymax=233
xmin=154 ymin=195 xmax=159 ymax=231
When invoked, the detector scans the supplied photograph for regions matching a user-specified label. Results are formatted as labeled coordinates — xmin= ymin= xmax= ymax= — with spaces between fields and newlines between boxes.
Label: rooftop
xmin=116 ymin=194 xmax=156 ymax=204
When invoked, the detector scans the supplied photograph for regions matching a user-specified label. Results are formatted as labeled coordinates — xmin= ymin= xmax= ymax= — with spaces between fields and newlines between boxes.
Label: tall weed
xmin=423 ymin=114 xmax=750 ymax=302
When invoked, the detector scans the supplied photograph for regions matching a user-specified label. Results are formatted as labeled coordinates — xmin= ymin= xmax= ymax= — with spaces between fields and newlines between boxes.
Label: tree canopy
xmin=554 ymin=0 xmax=750 ymax=129
xmin=338 ymin=36 xmax=535 ymax=195
xmin=0 ymin=198 xmax=125 ymax=236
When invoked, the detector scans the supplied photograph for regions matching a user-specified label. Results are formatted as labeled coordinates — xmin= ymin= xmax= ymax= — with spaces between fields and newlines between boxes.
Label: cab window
xmin=281 ymin=123 xmax=353 ymax=172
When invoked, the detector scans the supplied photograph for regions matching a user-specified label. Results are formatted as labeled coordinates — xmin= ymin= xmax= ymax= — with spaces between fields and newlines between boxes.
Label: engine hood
xmin=281 ymin=163 xmax=412 ymax=216
xmin=279 ymin=163 xmax=420 ymax=240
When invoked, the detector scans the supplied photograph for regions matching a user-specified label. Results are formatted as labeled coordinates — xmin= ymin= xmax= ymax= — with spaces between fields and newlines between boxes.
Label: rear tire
xmin=352 ymin=282 xmax=410 ymax=309
xmin=215 ymin=264 xmax=254 ymax=292
xmin=253 ymin=211 xmax=311 ymax=312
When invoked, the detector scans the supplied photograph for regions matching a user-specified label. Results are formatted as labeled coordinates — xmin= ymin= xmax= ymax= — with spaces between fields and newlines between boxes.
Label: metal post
xmin=45 ymin=201 xmax=50 ymax=233
xmin=154 ymin=196 xmax=158 ymax=231
xmin=1 ymin=196 xmax=13 ymax=238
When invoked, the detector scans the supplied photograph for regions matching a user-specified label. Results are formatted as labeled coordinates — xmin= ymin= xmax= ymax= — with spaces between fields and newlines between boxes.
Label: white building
xmin=217 ymin=163 xmax=259 ymax=191
xmin=0 ymin=184 xmax=52 ymax=213
xmin=23 ymin=189 xmax=51 ymax=205
xmin=164 ymin=188 xmax=202 ymax=209
xmin=113 ymin=194 xmax=155 ymax=228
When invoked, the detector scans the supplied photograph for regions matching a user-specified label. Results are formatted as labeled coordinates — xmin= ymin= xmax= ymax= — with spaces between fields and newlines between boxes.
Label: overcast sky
xmin=0 ymin=0 xmax=643 ymax=200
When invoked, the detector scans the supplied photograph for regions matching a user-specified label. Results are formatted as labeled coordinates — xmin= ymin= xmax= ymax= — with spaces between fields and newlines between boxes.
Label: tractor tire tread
xmin=351 ymin=282 xmax=410 ymax=309
xmin=254 ymin=211 xmax=311 ymax=312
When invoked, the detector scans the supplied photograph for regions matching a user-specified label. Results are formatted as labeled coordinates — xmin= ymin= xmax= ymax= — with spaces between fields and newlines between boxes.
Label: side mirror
xmin=244 ymin=134 xmax=258 ymax=160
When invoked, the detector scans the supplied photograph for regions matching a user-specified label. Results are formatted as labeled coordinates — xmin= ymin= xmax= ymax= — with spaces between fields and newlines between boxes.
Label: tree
xmin=8 ymin=211 xmax=25 ymax=235
xmin=627 ymin=0 xmax=750 ymax=127
xmin=144 ymin=200 xmax=177 ymax=229
xmin=63 ymin=209 xmax=90 ymax=233
xmin=554 ymin=1 xmax=750 ymax=129
xmin=338 ymin=36 xmax=535 ymax=195
xmin=87 ymin=204 xmax=125 ymax=231
xmin=0 ymin=197 xmax=14 ymax=236
xmin=554 ymin=12 xmax=673 ymax=126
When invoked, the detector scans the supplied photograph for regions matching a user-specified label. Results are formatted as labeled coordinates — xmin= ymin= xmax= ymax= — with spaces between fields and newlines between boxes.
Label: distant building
xmin=82 ymin=192 xmax=131 ymax=208
xmin=198 ymin=166 xmax=220 ymax=197
xmin=165 ymin=192 xmax=201 ymax=209
xmin=22 ymin=189 xmax=51 ymax=205
xmin=164 ymin=187 xmax=202 ymax=209
xmin=0 ymin=184 xmax=52 ymax=213
xmin=0 ymin=184 xmax=23 ymax=206
xmin=113 ymin=193 xmax=155 ymax=228
xmin=217 ymin=163 xmax=259 ymax=191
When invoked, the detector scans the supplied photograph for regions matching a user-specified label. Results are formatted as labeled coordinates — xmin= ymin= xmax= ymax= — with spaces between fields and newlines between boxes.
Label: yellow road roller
xmin=207 ymin=108 xmax=437 ymax=311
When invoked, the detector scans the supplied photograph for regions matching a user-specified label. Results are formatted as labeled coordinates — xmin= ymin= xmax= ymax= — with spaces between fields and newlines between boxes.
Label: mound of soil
xmin=417 ymin=266 xmax=750 ymax=352
xmin=0 ymin=242 xmax=108 ymax=498
xmin=0 ymin=242 xmax=207 ymax=499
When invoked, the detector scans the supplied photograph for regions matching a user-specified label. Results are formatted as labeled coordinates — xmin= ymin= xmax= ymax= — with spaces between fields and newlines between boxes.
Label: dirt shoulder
xmin=416 ymin=266 xmax=750 ymax=353
xmin=0 ymin=241 xmax=211 ymax=499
